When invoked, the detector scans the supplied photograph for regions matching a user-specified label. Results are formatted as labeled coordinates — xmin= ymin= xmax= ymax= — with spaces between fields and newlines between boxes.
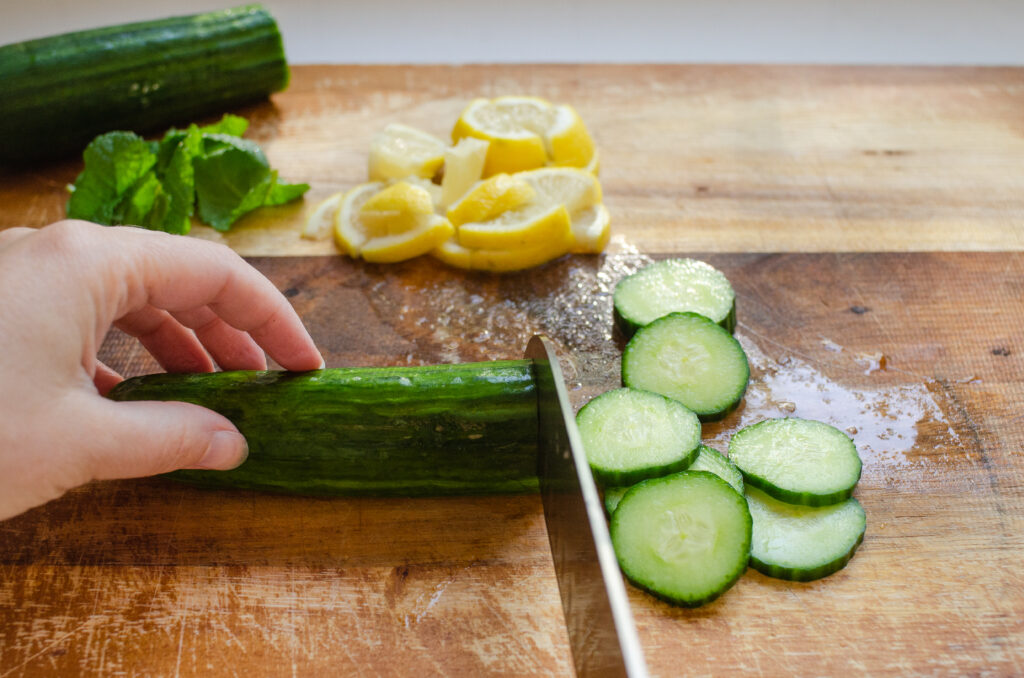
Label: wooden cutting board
xmin=2 ymin=65 xmax=1023 ymax=677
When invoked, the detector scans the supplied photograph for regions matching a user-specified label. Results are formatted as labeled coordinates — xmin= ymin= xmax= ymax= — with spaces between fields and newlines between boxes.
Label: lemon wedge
xmin=301 ymin=191 xmax=344 ymax=240
xmin=441 ymin=137 xmax=489 ymax=208
xmin=368 ymin=123 xmax=446 ymax=181
xmin=433 ymin=213 xmax=574 ymax=272
xmin=457 ymin=203 xmax=572 ymax=250
xmin=569 ymin=203 xmax=611 ymax=253
xmin=334 ymin=181 xmax=453 ymax=262
xmin=447 ymin=174 xmax=536 ymax=227
xmin=520 ymin=167 xmax=602 ymax=215
xmin=452 ymin=96 xmax=596 ymax=176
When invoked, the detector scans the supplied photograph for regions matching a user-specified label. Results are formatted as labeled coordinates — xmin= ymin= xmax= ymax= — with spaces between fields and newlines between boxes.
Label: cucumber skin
xmin=614 ymin=299 xmax=736 ymax=339
xmin=107 ymin=361 xmax=540 ymax=496
xmin=611 ymin=471 xmax=752 ymax=608
xmin=730 ymin=418 xmax=863 ymax=507
xmin=621 ymin=312 xmax=749 ymax=422
xmin=0 ymin=5 xmax=289 ymax=163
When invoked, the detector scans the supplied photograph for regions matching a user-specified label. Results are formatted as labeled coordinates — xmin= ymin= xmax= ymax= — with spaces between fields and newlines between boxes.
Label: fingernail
xmin=198 ymin=432 xmax=249 ymax=470
xmin=317 ymin=358 xmax=326 ymax=370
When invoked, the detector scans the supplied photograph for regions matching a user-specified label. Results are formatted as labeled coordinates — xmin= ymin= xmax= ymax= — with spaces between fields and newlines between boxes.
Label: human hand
xmin=0 ymin=220 xmax=323 ymax=520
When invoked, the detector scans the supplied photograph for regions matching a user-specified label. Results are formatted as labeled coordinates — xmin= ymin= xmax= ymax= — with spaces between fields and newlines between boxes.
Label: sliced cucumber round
xmin=577 ymin=388 xmax=700 ymax=486
xmin=613 ymin=258 xmax=736 ymax=337
xmin=611 ymin=471 xmax=751 ymax=607
xmin=746 ymin=486 xmax=866 ymax=581
xmin=622 ymin=312 xmax=749 ymax=421
xmin=603 ymin=444 xmax=743 ymax=515
xmin=729 ymin=418 xmax=862 ymax=506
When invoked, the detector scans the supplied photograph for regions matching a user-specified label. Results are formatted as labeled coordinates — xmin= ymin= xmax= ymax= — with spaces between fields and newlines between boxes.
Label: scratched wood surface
xmin=1 ymin=65 xmax=1024 ymax=677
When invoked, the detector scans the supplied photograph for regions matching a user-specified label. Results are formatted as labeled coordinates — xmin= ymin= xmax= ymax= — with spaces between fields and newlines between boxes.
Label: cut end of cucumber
xmin=746 ymin=486 xmax=866 ymax=581
xmin=611 ymin=471 xmax=751 ymax=607
xmin=613 ymin=258 xmax=736 ymax=337
xmin=729 ymin=418 xmax=862 ymax=506
xmin=622 ymin=312 xmax=749 ymax=421
xmin=577 ymin=387 xmax=701 ymax=486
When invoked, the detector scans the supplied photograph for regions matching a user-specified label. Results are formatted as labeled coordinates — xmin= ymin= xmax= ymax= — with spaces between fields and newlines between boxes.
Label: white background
xmin=2 ymin=0 xmax=1023 ymax=65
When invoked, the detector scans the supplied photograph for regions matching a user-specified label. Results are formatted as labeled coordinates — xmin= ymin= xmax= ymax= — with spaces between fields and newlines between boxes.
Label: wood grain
xmin=1 ymin=65 xmax=1023 ymax=253
xmin=3 ymin=250 xmax=1024 ymax=676
xmin=1 ymin=65 xmax=1024 ymax=677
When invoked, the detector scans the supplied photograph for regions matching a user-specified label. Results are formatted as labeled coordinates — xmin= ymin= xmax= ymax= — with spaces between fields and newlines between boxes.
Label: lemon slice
xmin=446 ymin=174 xmax=536 ymax=227
xmin=334 ymin=181 xmax=453 ymax=262
xmin=433 ymin=216 xmax=574 ymax=272
xmin=452 ymin=96 xmax=596 ymax=176
xmin=457 ymin=203 xmax=571 ymax=250
xmin=301 ymin=191 xmax=344 ymax=240
xmin=520 ymin=167 xmax=602 ymax=215
xmin=361 ymin=214 xmax=454 ymax=263
xmin=583 ymin=149 xmax=600 ymax=176
xmin=570 ymin=203 xmax=611 ymax=253
xmin=368 ymin=123 xmax=446 ymax=181
xmin=359 ymin=180 xmax=435 ymax=235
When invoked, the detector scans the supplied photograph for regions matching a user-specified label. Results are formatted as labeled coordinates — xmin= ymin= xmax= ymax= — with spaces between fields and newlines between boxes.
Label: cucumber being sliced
xmin=746 ymin=486 xmax=866 ymax=581
xmin=613 ymin=258 xmax=736 ymax=337
xmin=603 ymin=444 xmax=743 ymax=514
xmin=611 ymin=471 xmax=751 ymax=607
xmin=576 ymin=387 xmax=701 ymax=486
xmin=729 ymin=418 xmax=862 ymax=507
xmin=622 ymin=312 xmax=749 ymax=421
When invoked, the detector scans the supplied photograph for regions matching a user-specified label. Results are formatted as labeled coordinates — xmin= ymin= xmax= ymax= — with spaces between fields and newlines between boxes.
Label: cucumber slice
xmin=746 ymin=486 xmax=866 ymax=581
xmin=611 ymin=471 xmax=751 ymax=607
xmin=613 ymin=258 xmax=736 ymax=337
xmin=577 ymin=387 xmax=701 ymax=486
xmin=603 ymin=444 xmax=743 ymax=514
xmin=729 ymin=418 xmax=862 ymax=506
xmin=622 ymin=312 xmax=749 ymax=421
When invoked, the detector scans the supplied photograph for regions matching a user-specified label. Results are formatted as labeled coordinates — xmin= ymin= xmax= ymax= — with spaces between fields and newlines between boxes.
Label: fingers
xmin=93 ymin=361 xmax=124 ymax=396
xmin=115 ymin=305 xmax=216 ymax=373
xmin=116 ymin=227 xmax=323 ymax=371
xmin=0 ymin=227 xmax=35 ymax=249
xmin=80 ymin=396 xmax=249 ymax=480
xmin=171 ymin=306 xmax=268 ymax=371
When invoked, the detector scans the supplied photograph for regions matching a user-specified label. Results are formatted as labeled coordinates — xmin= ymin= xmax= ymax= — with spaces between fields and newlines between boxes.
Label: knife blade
xmin=526 ymin=335 xmax=649 ymax=678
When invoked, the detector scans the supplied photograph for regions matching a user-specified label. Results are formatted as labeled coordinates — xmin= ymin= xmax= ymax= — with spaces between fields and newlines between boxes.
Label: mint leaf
xmin=67 ymin=132 xmax=156 ymax=224
xmin=199 ymin=114 xmax=249 ymax=137
xmin=193 ymin=145 xmax=274 ymax=231
xmin=159 ymin=125 xmax=202 ymax=234
xmin=265 ymin=177 xmax=311 ymax=206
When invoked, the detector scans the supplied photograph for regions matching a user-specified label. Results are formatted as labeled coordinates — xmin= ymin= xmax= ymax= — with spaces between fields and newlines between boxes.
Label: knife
xmin=526 ymin=335 xmax=649 ymax=678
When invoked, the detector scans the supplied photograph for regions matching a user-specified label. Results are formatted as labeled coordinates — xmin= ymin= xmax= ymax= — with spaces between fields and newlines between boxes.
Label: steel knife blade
xmin=525 ymin=335 xmax=649 ymax=678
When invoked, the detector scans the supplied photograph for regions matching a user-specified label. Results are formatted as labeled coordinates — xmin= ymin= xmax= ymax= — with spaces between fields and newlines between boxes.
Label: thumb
xmin=80 ymin=396 xmax=249 ymax=480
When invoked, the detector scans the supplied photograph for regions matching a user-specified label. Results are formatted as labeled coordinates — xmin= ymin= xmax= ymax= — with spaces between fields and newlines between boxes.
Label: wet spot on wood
xmin=850 ymin=305 xmax=870 ymax=314
xmin=284 ymin=287 xmax=300 ymax=298
xmin=992 ymin=347 xmax=1011 ymax=356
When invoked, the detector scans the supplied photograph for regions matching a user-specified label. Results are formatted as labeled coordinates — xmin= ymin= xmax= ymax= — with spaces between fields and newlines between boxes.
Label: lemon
xmin=441 ymin=137 xmax=489 ymax=208
xmin=520 ymin=167 xmax=602 ymax=215
xmin=457 ymin=203 xmax=572 ymax=250
xmin=359 ymin=181 xmax=435 ymax=235
xmin=569 ymin=203 xmax=611 ymax=253
xmin=301 ymin=191 xmax=344 ymax=240
xmin=446 ymin=174 xmax=536 ymax=227
xmin=433 ymin=215 xmax=574 ymax=272
xmin=584 ymin=149 xmax=600 ymax=176
xmin=368 ymin=123 xmax=446 ymax=181
xmin=452 ymin=96 xmax=595 ymax=176
xmin=334 ymin=181 xmax=453 ymax=262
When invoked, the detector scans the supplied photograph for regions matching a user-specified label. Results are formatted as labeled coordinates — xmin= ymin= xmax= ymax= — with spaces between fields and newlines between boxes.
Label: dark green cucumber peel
xmin=107 ymin=361 xmax=539 ymax=496
xmin=729 ymin=418 xmax=863 ymax=507
xmin=0 ymin=5 xmax=289 ymax=162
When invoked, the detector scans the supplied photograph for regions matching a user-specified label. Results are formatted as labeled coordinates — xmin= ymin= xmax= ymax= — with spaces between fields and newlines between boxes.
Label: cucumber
xmin=576 ymin=387 xmax=701 ymax=486
xmin=0 ymin=5 xmax=289 ymax=163
xmin=622 ymin=311 xmax=749 ymax=421
xmin=603 ymin=444 xmax=743 ymax=515
xmin=614 ymin=258 xmax=736 ymax=337
xmin=746 ymin=486 xmax=866 ymax=581
xmin=729 ymin=418 xmax=862 ymax=507
xmin=107 ymin=361 xmax=539 ymax=496
xmin=611 ymin=471 xmax=752 ymax=607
